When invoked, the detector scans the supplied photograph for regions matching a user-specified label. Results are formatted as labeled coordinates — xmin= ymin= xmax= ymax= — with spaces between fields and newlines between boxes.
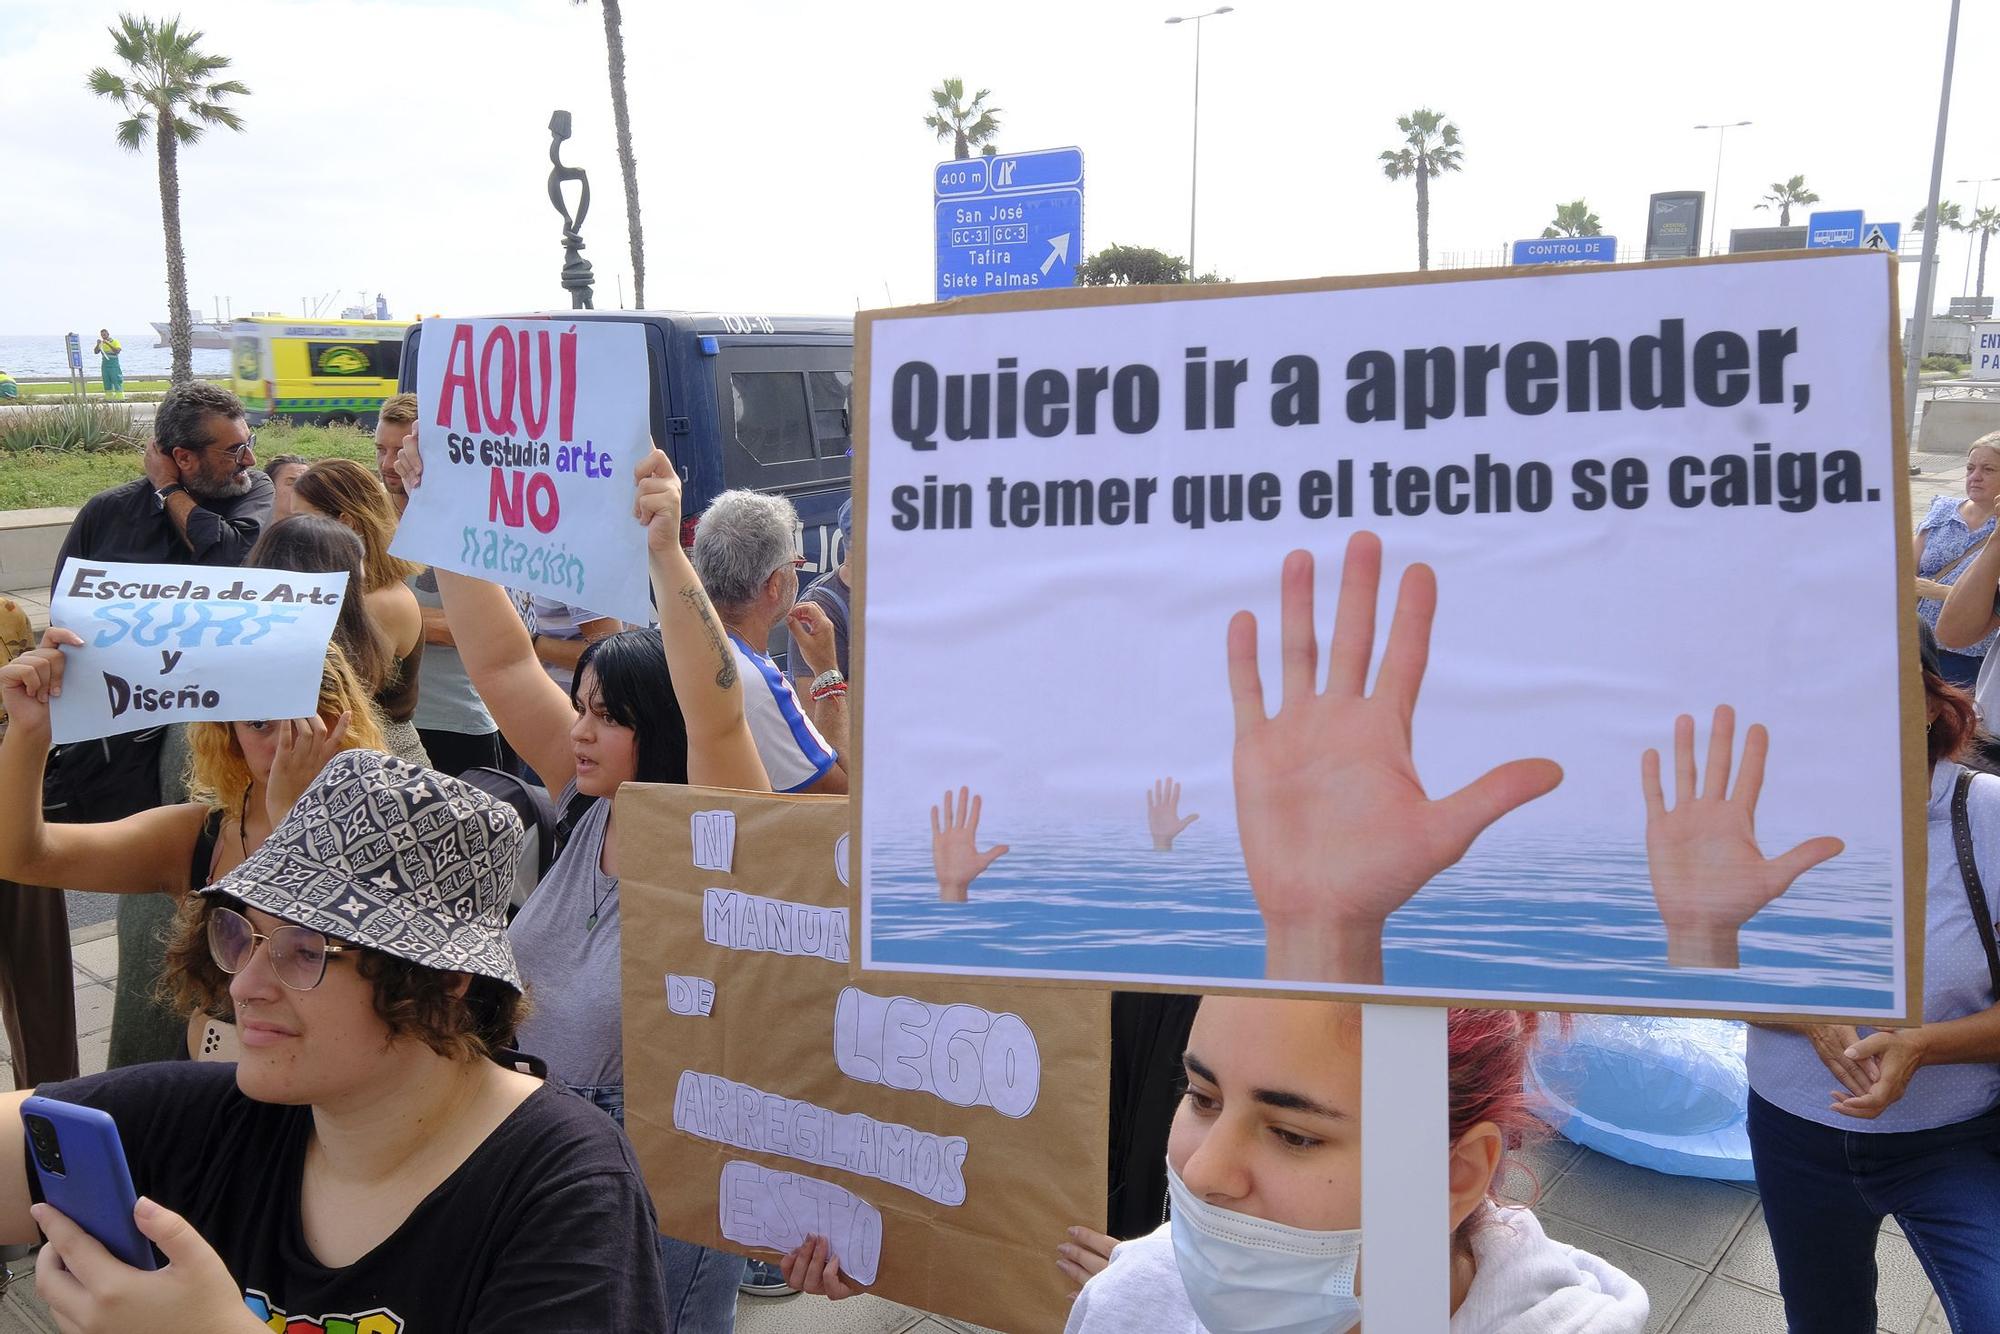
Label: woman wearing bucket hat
xmin=1742 ymin=621 xmax=2000 ymax=1334
xmin=0 ymin=638 xmax=386 ymax=1069
xmin=0 ymin=750 xmax=669 ymax=1331
xmin=395 ymin=431 xmax=769 ymax=1328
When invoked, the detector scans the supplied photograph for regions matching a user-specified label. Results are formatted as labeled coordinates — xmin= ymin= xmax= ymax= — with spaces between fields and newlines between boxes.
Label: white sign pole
xmin=1361 ymin=1003 xmax=1449 ymax=1332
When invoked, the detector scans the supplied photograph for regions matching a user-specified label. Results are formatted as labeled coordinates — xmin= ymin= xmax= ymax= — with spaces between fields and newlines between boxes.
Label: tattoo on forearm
xmin=679 ymin=585 xmax=739 ymax=689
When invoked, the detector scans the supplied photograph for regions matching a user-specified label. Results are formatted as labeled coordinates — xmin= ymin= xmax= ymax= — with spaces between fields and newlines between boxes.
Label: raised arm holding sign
xmin=0 ymin=631 xmax=381 ymax=907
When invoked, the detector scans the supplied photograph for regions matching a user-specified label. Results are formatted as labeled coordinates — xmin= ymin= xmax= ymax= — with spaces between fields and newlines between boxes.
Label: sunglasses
xmin=207 ymin=904 xmax=354 ymax=991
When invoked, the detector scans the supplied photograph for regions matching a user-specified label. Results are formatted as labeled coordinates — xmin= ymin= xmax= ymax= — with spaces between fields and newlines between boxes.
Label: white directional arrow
xmin=1041 ymin=233 xmax=1072 ymax=276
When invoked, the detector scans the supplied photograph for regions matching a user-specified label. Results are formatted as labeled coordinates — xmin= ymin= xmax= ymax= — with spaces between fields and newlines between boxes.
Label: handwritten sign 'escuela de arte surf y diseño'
xmin=389 ymin=318 xmax=654 ymax=625
xmin=48 ymin=560 xmax=347 ymax=744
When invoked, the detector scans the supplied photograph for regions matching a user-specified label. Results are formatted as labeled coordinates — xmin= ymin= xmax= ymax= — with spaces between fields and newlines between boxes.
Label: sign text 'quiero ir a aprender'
xmin=389 ymin=317 xmax=655 ymax=625
xmin=854 ymin=251 xmax=1922 ymax=1025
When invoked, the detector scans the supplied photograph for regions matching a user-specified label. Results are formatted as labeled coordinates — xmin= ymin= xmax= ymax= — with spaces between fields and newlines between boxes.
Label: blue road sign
xmin=1860 ymin=221 xmax=1901 ymax=253
xmin=1511 ymin=236 xmax=1618 ymax=265
xmin=935 ymin=147 xmax=1083 ymax=302
xmin=64 ymin=333 xmax=82 ymax=371
xmin=1806 ymin=210 xmax=1865 ymax=249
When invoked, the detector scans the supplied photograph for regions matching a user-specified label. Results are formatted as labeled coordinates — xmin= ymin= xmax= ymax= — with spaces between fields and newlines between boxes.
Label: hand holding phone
xmin=19 ymin=1096 xmax=156 ymax=1271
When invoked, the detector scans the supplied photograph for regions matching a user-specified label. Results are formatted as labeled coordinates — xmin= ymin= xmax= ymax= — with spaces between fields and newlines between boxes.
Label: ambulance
xmin=230 ymin=316 xmax=408 ymax=427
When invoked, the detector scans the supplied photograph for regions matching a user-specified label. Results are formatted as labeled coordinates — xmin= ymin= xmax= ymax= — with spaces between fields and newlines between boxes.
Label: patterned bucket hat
xmin=203 ymin=750 xmax=524 ymax=990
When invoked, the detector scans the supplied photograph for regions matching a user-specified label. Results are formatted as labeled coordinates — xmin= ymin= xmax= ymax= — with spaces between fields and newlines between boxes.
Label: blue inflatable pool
xmin=1529 ymin=1015 xmax=1754 ymax=1182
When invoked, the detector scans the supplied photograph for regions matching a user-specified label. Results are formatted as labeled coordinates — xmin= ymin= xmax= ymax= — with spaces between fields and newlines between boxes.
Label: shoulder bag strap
xmin=1933 ymin=534 xmax=1993 ymax=586
xmin=1951 ymin=769 xmax=2000 ymax=999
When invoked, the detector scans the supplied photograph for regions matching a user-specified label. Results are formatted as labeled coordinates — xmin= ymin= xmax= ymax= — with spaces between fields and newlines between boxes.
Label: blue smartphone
xmin=19 ymin=1095 xmax=157 ymax=1271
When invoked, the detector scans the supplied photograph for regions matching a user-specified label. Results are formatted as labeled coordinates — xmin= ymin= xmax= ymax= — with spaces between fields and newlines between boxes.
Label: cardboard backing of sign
xmin=617 ymin=784 xmax=1109 ymax=1332
xmin=848 ymin=250 xmax=1926 ymax=1026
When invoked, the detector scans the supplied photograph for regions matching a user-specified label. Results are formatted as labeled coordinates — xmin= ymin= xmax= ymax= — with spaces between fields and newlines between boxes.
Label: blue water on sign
xmin=868 ymin=825 xmax=1896 ymax=1010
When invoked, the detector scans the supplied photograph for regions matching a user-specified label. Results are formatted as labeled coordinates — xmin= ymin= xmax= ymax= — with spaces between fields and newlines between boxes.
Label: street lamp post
xmin=1906 ymin=0 xmax=1961 ymax=455
xmin=1956 ymin=175 xmax=1998 ymax=297
xmin=1692 ymin=120 xmax=1751 ymax=256
xmin=1165 ymin=5 xmax=1233 ymax=278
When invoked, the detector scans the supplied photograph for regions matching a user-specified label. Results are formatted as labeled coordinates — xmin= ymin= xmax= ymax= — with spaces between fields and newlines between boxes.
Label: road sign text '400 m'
xmin=935 ymin=148 xmax=1083 ymax=302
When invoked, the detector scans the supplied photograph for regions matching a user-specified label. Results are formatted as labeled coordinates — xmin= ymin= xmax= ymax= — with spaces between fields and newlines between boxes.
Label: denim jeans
xmin=1747 ymin=1091 xmax=2000 ymax=1333
xmin=577 ymin=1083 xmax=740 ymax=1333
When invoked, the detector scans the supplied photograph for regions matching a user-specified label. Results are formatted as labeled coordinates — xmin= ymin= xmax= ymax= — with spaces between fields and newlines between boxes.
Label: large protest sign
xmin=47 ymin=559 xmax=346 ymax=743
xmin=617 ymin=785 xmax=1109 ymax=1332
xmin=853 ymin=250 xmax=1924 ymax=1023
xmin=389 ymin=317 xmax=654 ymax=624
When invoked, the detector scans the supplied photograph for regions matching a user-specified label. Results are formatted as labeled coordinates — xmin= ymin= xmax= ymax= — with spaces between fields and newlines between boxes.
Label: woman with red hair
xmin=1056 ymin=999 xmax=1646 ymax=1333
xmin=782 ymin=998 xmax=1648 ymax=1331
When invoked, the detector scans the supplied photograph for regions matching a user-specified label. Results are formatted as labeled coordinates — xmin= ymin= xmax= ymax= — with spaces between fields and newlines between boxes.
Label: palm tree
xmin=572 ymin=0 xmax=645 ymax=308
xmin=87 ymin=13 xmax=248 ymax=386
xmin=1379 ymin=110 xmax=1463 ymax=271
xmin=1754 ymin=175 xmax=1820 ymax=228
xmin=1541 ymin=199 xmax=1603 ymax=239
xmin=1913 ymin=201 xmax=1965 ymax=234
xmin=924 ymin=79 xmax=1001 ymax=160
xmin=1969 ymin=206 xmax=2000 ymax=299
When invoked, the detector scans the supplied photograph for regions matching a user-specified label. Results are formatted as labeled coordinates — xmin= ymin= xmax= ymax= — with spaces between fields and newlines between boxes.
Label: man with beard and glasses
xmin=75 ymin=380 xmax=274 ymax=565
xmin=0 ymin=382 xmax=274 ymax=1095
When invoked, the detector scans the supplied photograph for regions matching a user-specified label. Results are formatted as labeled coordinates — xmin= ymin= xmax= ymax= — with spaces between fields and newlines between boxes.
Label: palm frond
xmin=190 ymin=102 xmax=245 ymax=132
xmin=86 ymin=67 xmax=127 ymax=98
xmin=114 ymin=113 xmax=149 ymax=150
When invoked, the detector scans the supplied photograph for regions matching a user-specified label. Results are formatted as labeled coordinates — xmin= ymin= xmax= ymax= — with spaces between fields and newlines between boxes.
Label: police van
xmin=397 ymin=309 xmax=854 ymax=634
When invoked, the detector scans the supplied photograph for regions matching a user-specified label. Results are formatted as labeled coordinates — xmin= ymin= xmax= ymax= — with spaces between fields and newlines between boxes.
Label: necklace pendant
xmin=586 ymin=912 xmax=599 ymax=931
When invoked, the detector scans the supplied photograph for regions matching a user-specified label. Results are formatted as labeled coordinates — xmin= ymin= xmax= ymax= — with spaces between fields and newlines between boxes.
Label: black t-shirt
xmin=29 ymin=1062 xmax=667 ymax=1332
xmin=51 ymin=473 xmax=275 ymax=584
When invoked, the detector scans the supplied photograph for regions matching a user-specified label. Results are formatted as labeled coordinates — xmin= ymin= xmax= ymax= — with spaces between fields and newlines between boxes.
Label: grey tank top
xmin=508 ymin=788 xmax=623 ymax=1090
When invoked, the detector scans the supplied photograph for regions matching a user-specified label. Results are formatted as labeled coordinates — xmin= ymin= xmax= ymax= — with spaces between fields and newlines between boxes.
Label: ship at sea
xmin=150 ymin=312 xmax=232 ymax=350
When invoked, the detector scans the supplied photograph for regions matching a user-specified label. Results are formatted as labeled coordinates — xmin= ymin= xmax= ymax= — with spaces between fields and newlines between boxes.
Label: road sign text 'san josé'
xmin=935 ymin=148 xmax=1083 ymax=302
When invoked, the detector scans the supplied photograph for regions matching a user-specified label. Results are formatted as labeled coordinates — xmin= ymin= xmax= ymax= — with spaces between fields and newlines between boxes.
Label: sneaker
xmin=738 ymin=1257 xmax=793 ymax=1297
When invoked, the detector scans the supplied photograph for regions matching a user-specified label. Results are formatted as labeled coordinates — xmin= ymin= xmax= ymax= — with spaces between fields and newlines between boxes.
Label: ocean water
xmin=866 ymin=824 xmax=1899 ymax=1011
xmin=0 ymin=334 xmax=227 ymax=380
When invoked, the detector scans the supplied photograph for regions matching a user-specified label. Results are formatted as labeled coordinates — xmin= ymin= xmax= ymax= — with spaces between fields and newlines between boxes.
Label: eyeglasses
xmin=208 ymin=904 xmax=354 ymax=991
xmin=208 ymin=434 xmax=255 ymax=461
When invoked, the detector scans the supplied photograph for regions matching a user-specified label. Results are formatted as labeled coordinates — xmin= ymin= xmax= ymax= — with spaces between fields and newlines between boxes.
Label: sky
xmin=1 ymin=0 xmax=1996 ymax=333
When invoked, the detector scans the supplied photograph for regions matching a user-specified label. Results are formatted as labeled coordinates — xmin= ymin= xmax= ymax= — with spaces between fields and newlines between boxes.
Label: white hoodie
xmin=1066 ymin=1207 xmax=1648 ymax=1334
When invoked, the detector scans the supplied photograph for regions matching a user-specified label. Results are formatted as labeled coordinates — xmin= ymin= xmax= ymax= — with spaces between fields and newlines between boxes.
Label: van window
xmin=712 ymin=345 xmax=854 ymax=492
xmin=307 ymin=341 xmax=402 ymax=380
xmin=730 ymin=372 xmax=815 ymax=465
xmin=809 ymin=371 xmax=852 ymax=456
xmin=231 ymin=337 xmax=262 ymax=383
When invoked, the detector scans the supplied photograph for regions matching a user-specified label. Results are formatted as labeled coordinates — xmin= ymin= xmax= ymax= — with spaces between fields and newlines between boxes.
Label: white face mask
xmin=1167 ymin=1160 xmax=1362 ymax=1334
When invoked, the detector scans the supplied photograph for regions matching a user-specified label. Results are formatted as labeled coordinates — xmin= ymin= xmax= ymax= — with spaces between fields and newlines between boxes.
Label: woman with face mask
xmin=782 ymin=997 xmax=1648 ymax=1330
xmin=1059 ymin=998 xmax=1647 ymax=1334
